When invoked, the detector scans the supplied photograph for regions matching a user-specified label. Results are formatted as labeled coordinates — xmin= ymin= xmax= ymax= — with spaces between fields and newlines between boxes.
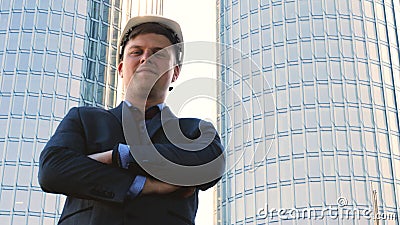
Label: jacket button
xmin=104 ymin=191 xmax=115 ymax=198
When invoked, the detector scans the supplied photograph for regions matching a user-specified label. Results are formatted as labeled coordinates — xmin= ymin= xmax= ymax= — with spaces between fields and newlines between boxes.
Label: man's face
xmin=118 ymin=33 xmax=180 ymax=101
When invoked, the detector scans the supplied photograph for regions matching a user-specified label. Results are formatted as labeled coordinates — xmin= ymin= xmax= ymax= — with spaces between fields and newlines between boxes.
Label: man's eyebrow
xmin=126 ymin=45 xmax=165 ymax=51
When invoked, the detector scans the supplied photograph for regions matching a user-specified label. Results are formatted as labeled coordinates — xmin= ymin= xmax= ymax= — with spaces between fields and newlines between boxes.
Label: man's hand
xmin=142 ymin=177 xmax=195 ymax=198
xmin=141 ymin=177 xmax=179 ymax=195
xmin=175 ymin=187 xmax=196 ymax=198
xmin=88 ymin=150 xmax=113 ymax=164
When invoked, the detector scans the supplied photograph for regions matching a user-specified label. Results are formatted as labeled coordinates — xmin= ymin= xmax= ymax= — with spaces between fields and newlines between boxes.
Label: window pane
xmin=286 ymin=22 xmax=297 ymax=40
xmin=17 ymin=53 xmax=30 ymax=71
xmin=301 ymin=41 xmax=312 ymax=60
xmin=380 ymin=157 xmax=392 ymax=179
xmin=362 ymin=107 xmax=373 ymax=128
xmin=295 ymin=183 xmax=307 ymax=207
xmin=287 ymin=42 xmax=298 ymax=62
xmin=20 ymin=141 xmax=34 ymax=162
xmin=375 ymin=109 xmax=387 ymax=130
xmin=372 ymin=85 xmax=384 ymax=106
xmin=365 ymin=131 xmax=376 ymax=152
xmin=334 ymin=107 xmax=345 ymax=127
xmin=12 ymin=95 xmax=24 ymax=115
xmin=285 ymin=1 xmax=296 ymax=19
xmin=49 ymin=12 xmax=61 ymax=31
xmin=10 ymin=12 xmax=21 ymax=30
xmin=346 ymin=83 xmax=358 ymax=103
xmin=0 ymin=190 xmax=14 ymax=211
xmin=350 ymin=130 xmax=362 ymax=150
xmin=337 ymin=0 xmax=349 ymax=15
xmin=273 ymin=24 xmax=284 ymax=43
xmin=321 ymin=130 xmax=334 ymax=150
xmin=378 ymin=132 xmax=389 ymax=154
xmin=336 ymin=130 xmax=347 ymax=150
xmin=355 ymin=40 xmax=366 ymax=59
xmin=342 ymin=39 xmax=353 ymax=57
xmin=5 ymin=53 xmax=16 ymax=71
xmin=274 ymin=45 xmax=285 ymax=64
xmin=315 ymin=39 xmax=326 ymax=58
xmin=2 ymin=165 xmax=17 ymax=185
xmin=17 ymin=166 xmax=31 ymax=187
xmin=278 ymin=111 xmax=288 ymax=132
xmin=310 ymin=181 xmax=322 ymax=206
xmin=328 ymin=39 xmax=340 ymax=57
xmin=366 ymin=20 xmax=376 ymax=40
xmin=288 ymin=64 xmax=300 ymax=84
xmin=383 ymin=182 xmax=395 ymax=207
xmin=37 ymin=119 xmax=51 ymax=139
xmin=311 ymin=0 xmax=323 ymax=15
xmin=42 ymin=75 xmax=54 ymax=94
xmin=0 ymin=96 xmax=11 ymax=115
xmin=272 ymin=4 xmax=283 ymax=23
xmin=23 ymin=118 xmax=36 ymax=138
xmin=20 ymin=32 xmax=33 ymax=50
xmin=338 ymin=154 xmax=350 ymax=176
xmin=290 ymin=87 xmax=301 ymax=107
xmin=40 ymin=96 xmax=53 ymax=116
xmin=306 ymin=131 xmax=318 ymax=152
xmin=303 ymin=85 xmax=315 ymax=104
xmin=279 ymin=159 xmax=291 ymax=181
xmin=364 ymin=0 xmax=374 ymax=19
xmin=323 ymin=155 xmax=335 ymax=177
xmin=298 ymin=0 xmax=309 ymax=17
xmin=0 ymin=118 xmax=7 ymax=138
xmin=317 ymin=83 xmax=329 ymax=103
xmin=354 ymin=180 xmax=367 ymax=205
xmin=291 ymin=110 xmax=303 ymax=131
xmin=300 ymin=20 xmax=311 ymax=38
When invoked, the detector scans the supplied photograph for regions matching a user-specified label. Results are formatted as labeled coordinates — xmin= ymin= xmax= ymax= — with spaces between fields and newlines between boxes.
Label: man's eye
xmin=130 ymin=50 xmax=142 ymax=55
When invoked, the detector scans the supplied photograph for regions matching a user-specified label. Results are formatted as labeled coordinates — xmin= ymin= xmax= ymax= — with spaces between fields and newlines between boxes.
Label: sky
xmin=163 ymin=0 xmax=218 ymax=224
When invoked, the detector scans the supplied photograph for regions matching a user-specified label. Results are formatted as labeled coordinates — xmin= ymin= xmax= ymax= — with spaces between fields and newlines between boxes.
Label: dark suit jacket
xmin=38 ymin=102 xmax=224 ymax=225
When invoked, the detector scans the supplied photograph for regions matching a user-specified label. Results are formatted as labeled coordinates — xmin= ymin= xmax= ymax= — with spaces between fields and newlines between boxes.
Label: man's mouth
xmin=135 ymin=67 xmax=159 ymax=75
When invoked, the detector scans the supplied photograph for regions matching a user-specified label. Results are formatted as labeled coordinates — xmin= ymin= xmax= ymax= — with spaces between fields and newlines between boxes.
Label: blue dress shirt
xmin=119 ymin=101 xmax=165 ymax=199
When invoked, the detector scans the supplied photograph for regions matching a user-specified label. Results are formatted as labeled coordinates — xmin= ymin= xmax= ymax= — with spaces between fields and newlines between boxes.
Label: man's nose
xmin=140 ymin=50 xmax=152 ymax=64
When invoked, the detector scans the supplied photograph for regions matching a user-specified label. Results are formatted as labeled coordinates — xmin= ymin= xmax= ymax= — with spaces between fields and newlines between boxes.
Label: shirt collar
xmin=123 ymin=100 xmax=165 ymax=111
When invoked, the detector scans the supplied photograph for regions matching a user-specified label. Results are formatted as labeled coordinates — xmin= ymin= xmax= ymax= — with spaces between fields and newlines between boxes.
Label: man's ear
xmin=171 ymin=66 xmax=180 ymax=82
xmin=117 ymin=62 xmax=123 ymax=78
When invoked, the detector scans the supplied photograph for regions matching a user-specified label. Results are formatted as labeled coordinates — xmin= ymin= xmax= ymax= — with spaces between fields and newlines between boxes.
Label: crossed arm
xmin=39 ymin=107 xmax=223 ymax=203
xmin=88 ymin=150 xmax=195 ymax=197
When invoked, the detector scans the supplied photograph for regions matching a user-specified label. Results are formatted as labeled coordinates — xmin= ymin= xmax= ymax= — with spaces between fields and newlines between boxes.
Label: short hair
xmin=119 ymin=22 xmax=181 ymax=64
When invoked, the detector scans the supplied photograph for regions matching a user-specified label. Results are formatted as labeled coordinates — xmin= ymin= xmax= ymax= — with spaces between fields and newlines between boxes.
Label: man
xmin=39 ymin=15 xmax=225 ymax=225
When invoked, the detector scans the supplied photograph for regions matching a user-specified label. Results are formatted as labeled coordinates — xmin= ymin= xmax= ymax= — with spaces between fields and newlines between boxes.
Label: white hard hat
xmin=117 ymin=15 xmax=184 ymax=65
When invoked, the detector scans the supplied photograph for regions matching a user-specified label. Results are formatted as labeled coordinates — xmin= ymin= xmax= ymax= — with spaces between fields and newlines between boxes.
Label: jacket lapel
xmin=109 ymin=102 xmax=124 ymax=124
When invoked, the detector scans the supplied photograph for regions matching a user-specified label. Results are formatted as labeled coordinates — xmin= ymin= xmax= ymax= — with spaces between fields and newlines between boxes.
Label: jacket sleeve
xmin=38 ymin=107 xmax=135 ymax=203
xmin=127 ymin=120 xmax=226 ymax=191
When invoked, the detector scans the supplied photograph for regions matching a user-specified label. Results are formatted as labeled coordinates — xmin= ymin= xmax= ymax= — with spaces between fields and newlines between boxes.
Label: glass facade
xmin=0 ymin=0 xmax=161 ymax=224
xmin=217 ymin=0 xmax=400 ymax=224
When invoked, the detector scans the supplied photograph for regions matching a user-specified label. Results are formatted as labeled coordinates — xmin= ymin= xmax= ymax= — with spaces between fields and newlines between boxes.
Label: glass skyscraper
xmin=0 ymin=0 xmax=161 ymax=224
xmin=217 ymin=0 xmax=399 ymax=224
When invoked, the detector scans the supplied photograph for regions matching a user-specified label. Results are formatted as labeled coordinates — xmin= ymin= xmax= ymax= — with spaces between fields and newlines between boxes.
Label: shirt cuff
xmin=127 ymin=175 xmax=146 ymax=199
xmin=118 ymin=144 xmax=133 ymax=169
